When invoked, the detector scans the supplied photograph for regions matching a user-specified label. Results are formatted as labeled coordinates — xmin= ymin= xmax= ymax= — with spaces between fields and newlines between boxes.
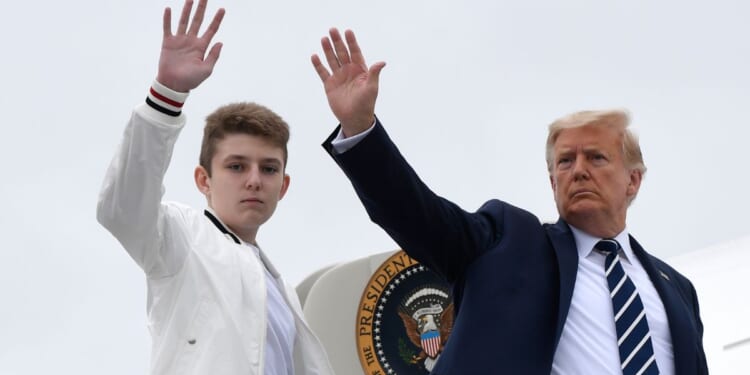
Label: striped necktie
xmin=595 ymin=239 xmax=660 ymax=375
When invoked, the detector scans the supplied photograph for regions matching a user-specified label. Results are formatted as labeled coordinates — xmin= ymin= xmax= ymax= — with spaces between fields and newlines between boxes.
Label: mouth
xmin=571 ymin=190 xmax=595 ymax=198
xmin=241 ymin=198 xmax=263 ymax=204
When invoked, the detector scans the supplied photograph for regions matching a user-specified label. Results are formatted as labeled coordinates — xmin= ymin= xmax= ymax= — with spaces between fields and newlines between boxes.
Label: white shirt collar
xmin=241 ymin=240 xmax=282 ymax=279
xmin=568 ymin=224 xmax=635 ymax=264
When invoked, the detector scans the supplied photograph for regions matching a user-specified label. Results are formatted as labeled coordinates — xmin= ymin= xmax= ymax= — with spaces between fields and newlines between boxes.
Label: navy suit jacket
xmin=323 ymin=120 xmax=708 ymax=374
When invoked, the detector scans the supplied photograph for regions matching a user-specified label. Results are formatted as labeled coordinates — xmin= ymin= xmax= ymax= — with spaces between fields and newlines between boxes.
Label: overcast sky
xmin=1 ymin=0 xmax=748 ymax=373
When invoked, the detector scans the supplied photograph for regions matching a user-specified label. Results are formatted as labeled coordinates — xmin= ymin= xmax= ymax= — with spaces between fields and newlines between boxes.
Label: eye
xmin=227 ymin=163 xmax=243 ymax=172
xmin=557 ymin=157 xmax=572 ymax=169
xmin=590 ymin=153 xmax=608 ymax=165
xmin=261 ymin=165 xmax=279 ymax=174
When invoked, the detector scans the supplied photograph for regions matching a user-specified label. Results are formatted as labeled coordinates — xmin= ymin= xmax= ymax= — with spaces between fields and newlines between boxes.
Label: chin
xmin=240 ymin=214 xmax=270 ymax=228
xmin=564 ymin=203 xmax=602 ymax=221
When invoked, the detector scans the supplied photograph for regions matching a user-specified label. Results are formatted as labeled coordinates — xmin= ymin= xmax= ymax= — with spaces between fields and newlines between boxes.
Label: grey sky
xmin=1 ymin=0 xmax=748 ymax=373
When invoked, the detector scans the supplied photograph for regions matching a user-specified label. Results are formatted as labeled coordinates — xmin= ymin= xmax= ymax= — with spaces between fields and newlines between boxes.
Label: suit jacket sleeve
xmin=323 ymin=119 xmax=505 ymax=282
xmin=689 ymin=281 xmax=708 ymax=373
xmin=644 ymin=252 xmax=709 ymax=374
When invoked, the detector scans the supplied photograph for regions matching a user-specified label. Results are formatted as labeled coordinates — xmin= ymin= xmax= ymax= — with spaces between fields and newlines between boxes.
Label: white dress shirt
xmin=551 ymin=226 xmax=674 ymax=374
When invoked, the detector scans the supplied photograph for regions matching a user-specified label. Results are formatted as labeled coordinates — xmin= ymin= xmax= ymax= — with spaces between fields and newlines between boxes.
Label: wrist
xmin=145 ymin=80 xmax=190 ymax=117
xmin=341 ymin=114 xmax=376 ymax=138
xmin=155 ymin=70 xmax=192 ymax=93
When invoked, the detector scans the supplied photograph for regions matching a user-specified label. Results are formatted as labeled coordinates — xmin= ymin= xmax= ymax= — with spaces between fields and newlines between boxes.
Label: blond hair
xmin=545 ymin=109 xmax=646 ymax=175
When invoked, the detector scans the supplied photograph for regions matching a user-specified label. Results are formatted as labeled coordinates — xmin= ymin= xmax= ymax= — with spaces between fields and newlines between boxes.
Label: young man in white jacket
xmin=96 ymin=1 xmax=333 ymax=373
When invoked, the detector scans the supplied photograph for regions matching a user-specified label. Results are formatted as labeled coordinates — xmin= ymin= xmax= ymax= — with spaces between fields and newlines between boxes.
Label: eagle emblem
xmin=355 ymin=251 xmax=454 ymax=375
xmin=398 ymin=288 xmax=454 ymax=372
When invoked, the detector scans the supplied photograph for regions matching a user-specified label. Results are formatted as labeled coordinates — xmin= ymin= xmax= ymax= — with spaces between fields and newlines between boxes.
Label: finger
xmin=201 ymin=7 xmax=225 ymax=41
xmin=320 ymin=36 xmax=340 ymax=72
xmin=345 ymin=29 xmax=366 ymax=67
xmin=311 ymin=54 xmax=331 ymax=82
xmin=367 ymin=61 xmax=387 ymax=85
xmin=163 ymin=7 xmax=173 ymax=37
xmin=329 ymin=28 xmax=351 ymax=65
xmin=204 ymin=42 xmax=223 ymax=69
xmin=177 ymin=0 xmax=194 ymax=35
xmin=187 ymin=0 xmax=207 ymax=36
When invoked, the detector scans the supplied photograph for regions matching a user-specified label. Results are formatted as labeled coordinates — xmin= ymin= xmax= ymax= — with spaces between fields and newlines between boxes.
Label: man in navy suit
xmin=311 ymin=28 xmax=708 ymax=374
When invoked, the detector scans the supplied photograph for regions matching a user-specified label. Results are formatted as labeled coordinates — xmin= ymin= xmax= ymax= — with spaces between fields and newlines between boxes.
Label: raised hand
xmin=311 ymin=28 xmax=386 ymax=137
xmin=156 ymin=0 xmax=225 ymax=93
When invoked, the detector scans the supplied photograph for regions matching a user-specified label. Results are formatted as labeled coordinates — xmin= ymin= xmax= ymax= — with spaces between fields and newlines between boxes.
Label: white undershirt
xmin=246 ymin=243 xmax=296 ymax=375
xmin=552 ymin=226 xmax=674 ymax=374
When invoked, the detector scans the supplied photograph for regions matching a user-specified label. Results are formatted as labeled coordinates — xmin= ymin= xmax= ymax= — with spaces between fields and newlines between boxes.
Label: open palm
xmin=157 ymin=0 xmax=225 ymax=93
xmin=312 ymin=28 xmax=385 ymax=136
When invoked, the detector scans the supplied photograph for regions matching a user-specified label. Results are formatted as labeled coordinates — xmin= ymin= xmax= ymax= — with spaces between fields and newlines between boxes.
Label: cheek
xmin=552 ymin=175 xmax=568 ymax=191
xmin=271 ymin=178 xmax=288 ymax=195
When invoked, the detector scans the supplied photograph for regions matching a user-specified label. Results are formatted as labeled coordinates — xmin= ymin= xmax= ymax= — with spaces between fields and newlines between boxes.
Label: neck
xmin=228 ymin=223 xmax=258 ymax=246
xmin=237 ymin=231 xmax=258 ymax=246
xmin=564 ymin=213 xmax=625 ymax=239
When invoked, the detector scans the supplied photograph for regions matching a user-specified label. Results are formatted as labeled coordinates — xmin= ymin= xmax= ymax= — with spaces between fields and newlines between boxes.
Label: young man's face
xmin=549 ymin=124 xmax=641 ymax=237
xmin=195 ymin=133 xmax=290 ymax=243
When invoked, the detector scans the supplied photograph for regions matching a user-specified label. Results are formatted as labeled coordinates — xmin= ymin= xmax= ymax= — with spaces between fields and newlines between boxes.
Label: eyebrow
xmin=556 ymin=145 xmax=605 ymax=154
xmin=223 ymin=155 xmax=282 ymax=165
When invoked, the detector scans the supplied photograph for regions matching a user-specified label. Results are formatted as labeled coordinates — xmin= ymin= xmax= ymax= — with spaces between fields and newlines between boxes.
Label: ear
xmin=278 ymin=174 xmax=291 ymax=200
xmin=626 ymin=169 xmax=642 ymax=198
xmin=194 ymin=165 xmax=211 ymax=196
xmin=549 ymin=174 xmax=557 ymax=191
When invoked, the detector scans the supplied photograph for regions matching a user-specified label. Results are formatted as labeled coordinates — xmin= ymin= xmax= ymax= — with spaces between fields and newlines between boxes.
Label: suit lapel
xmin=546 ymin=220 xmax=579 ymax=348
xmin=629 ymin=236 xmax=698 ymax=375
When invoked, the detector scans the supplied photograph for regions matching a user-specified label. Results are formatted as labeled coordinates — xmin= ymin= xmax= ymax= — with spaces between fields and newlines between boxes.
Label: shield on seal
xmin=420 ymin=329 xmax=441 ymax=358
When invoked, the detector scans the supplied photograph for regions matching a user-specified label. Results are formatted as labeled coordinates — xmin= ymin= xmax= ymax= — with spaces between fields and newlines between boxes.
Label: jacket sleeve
xmin=687 ymin=278 xmax=709 ymax=374
xmin=322 ymin=119 xmax=503 ymax=283
xmin=97 ymin=102 xmax=190 ymax=278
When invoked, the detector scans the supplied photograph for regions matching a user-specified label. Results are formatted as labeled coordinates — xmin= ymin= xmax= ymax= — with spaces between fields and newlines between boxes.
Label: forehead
xmin=212 ymin=133 xmax=285 ymax=162
xmin=553 ymin=124 xmax=622 ymax=152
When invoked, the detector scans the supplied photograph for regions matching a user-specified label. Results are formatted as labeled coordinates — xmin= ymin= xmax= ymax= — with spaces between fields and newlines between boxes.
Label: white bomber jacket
xmin=97 ymin=89 xmax=334 ymax=374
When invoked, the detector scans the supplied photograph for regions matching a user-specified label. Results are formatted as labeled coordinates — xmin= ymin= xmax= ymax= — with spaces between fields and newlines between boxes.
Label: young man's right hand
xmin=156 ymin=0 xmax=225 ymax=93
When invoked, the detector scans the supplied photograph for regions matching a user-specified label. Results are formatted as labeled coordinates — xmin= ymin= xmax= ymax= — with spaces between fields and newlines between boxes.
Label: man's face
xmin=549 ymin=125 xmax=641 ymax=237
xmin=195 ymin=134 xmax=290 ymax=242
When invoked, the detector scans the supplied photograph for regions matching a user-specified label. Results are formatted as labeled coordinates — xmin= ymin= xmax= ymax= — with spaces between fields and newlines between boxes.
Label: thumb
xmin=205 ymin=42 xmax=224 ymax=68
xmin=367 ymin=61 xmax=386 ymax=85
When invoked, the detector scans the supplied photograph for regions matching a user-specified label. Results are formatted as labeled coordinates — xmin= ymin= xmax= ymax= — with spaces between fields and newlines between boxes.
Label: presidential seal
xmin=356 ymin=251 xmax=454 ymax=375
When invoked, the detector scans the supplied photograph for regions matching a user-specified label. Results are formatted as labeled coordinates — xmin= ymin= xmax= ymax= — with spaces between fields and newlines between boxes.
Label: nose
xmin=572 ymin=156 xmax=590 ymax=181
xmin=245 ymin=167 xmax=262 ymax=190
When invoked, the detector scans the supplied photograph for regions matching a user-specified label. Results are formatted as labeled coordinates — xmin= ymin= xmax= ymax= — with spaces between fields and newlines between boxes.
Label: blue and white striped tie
xmin=596 ymin=239 xmax=660 ymax=375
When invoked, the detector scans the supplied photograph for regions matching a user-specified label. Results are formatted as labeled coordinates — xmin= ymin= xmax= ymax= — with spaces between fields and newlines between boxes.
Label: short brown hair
xmin=199 ymin=102 xmax=289 ymax=176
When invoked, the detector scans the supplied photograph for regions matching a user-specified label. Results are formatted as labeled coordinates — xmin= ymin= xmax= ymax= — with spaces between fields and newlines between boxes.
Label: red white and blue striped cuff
xmin=145 ymin=80 xmax=189 ymax=117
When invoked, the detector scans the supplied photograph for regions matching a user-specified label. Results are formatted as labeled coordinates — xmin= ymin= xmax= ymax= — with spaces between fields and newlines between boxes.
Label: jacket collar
xmin=204 ymin=208 xmax=242 ymax=244
xmin=546 ymin=219 xmax=579 ymax=350
xmin=203 ymin=209 xmax=282 ymax=279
